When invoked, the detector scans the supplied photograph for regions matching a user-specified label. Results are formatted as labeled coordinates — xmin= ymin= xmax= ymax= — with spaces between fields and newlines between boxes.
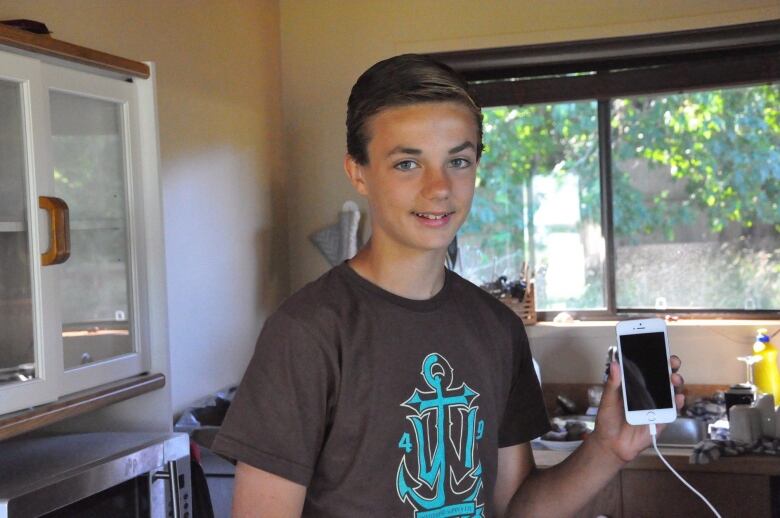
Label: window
xmin=435 ymin=21 xmax=780 ymax=317
xmin=611 ymin=86 xmax=779 ymax=312
xmin=460 ymin=101 xmax=604 ymax=311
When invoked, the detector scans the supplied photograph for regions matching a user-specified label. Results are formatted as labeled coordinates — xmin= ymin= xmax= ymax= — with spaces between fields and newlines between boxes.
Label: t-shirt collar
xmin=337 ymin=261 xmax=452 ymax=312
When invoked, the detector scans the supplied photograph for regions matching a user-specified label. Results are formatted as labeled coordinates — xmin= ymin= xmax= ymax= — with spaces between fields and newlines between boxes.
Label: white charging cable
xmin=648 ymin=423 xmax=721 ymax=518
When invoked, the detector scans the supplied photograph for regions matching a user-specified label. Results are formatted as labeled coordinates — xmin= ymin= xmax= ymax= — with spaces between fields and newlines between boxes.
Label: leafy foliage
xmin=612 ymin=85 xmax=780 ymax=238
xmin=460 ymin=84 xmax=780 ymax=310
xmin=462 ymin=102 xmax=599 ymax=260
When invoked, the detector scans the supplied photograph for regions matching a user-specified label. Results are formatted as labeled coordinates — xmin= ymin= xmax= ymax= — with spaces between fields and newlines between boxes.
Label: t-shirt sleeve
xmin=211 ymin=310 xmax=337 ymax=487
xmin=497 ymin=319 xmax=551 ymax=447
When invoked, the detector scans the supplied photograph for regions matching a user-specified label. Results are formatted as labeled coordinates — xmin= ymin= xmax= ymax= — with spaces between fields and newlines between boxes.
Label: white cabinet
xmin=0 ymin=48 xmax=161 ymax=414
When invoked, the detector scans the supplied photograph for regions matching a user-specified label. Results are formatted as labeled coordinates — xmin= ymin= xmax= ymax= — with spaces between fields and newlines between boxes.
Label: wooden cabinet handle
xmin=39 ymin=196 xmax=70 ymax=266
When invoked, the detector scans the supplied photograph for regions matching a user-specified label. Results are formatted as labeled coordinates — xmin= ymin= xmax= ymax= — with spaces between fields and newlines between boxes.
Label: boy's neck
xmin=347 ymin=241 xmax=447 ymax=300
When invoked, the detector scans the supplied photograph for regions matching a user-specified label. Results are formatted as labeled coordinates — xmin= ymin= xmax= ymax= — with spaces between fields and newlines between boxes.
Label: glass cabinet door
xmin=0 ymin=79 xmax=36 ymax=386
xmin=49 ymin=91 xmax=134 ymax=370
xmin=0 ymin=53 xmax=61 ymax=415
xmin=43 ymin=62 xmax=146 ymax=394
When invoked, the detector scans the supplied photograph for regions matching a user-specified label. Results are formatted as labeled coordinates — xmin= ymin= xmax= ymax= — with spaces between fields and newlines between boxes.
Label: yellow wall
xmin=279 ymin=0 xmax=780 ymax=291
xmin=0 ymin=0 xmax=286 ymax=413
xmin=2 ymin=1 xmax=776 ymax=406
xmin=278 ymin=1 xmax=779 ymax=386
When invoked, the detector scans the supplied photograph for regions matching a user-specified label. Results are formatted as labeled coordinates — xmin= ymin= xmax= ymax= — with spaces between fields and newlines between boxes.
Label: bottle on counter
xmin=753 ymin=329 xmax=780 ymax=402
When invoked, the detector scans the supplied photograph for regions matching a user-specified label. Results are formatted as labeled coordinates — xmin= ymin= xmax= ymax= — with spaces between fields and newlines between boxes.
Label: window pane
xmin=49 ymin=91 xmax=134 ymax=368
xmin=612 ymin=84 xmax=780 ymax=310
xmin=460 ymin=102 xmax=605 ymax=310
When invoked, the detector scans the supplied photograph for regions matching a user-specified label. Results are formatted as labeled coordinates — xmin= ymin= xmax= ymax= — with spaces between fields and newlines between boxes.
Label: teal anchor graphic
xmin=396 ymin=353 xmax=484 ymax=517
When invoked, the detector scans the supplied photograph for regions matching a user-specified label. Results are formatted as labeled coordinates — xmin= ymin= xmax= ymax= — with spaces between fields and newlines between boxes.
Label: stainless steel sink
xmin=656 ymin=417 xmax=706 ymax=446
xmin=556 ymin=415 xmax=706 ymax=447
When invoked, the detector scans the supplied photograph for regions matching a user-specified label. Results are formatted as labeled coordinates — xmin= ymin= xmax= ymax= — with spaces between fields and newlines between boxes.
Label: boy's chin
xmin=413 ymin=236 xmax=459 ymax=253
xmin=419 ymin=230 xmax=463 ymax=251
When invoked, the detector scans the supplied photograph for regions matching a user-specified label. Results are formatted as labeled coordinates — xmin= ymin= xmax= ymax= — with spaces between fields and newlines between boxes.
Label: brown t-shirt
xmin=213 ymin=263 xmax=549 ymax=517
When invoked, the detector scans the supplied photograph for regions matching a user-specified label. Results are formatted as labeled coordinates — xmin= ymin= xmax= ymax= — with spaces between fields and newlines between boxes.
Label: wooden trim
xmin=0 ymin=23 xmax=149 ymax=79
xmin=535 ymin=310 xmax=780 ymax=322
xmin=0 ymin=373 xmax=165 ymax=442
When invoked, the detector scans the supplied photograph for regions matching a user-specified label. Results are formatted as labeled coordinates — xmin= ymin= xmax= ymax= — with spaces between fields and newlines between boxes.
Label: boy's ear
xmin=344 ymin=154 xmax=368 ymax=196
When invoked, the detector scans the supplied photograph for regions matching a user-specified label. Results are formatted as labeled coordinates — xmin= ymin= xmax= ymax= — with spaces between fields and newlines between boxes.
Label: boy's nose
xmin=421 ymin=167 xmax=451 ymax=199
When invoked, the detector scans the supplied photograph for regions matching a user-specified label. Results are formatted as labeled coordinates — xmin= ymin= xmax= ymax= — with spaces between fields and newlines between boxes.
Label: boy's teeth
xmin=416 ymin=212 xmax=448 ymax=220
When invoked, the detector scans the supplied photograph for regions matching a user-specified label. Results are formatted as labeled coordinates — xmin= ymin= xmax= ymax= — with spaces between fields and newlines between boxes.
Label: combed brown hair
xmin=346 ymin=54 xmax=483 ymax=165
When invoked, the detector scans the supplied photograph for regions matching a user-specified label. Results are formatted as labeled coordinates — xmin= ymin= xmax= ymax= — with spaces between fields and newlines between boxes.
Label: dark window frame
xmin=430 ymin=20 xmax=780 ymax=320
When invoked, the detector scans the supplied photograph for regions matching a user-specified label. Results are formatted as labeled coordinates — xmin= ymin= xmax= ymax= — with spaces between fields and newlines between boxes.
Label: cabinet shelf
xmin=70 ymin=219 xmax=125 ymax=231
xmin=0 ymin=221 xmax=25 ymax=232
xmin=0 ymin=220 xmax=127 ymax=232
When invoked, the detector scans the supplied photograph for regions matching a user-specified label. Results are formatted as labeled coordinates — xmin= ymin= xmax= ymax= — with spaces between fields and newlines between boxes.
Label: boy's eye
xmin=394 ymin=160 xmax=419 ymax=171
xmin=450 ymin=158 xmax=471 ymax=168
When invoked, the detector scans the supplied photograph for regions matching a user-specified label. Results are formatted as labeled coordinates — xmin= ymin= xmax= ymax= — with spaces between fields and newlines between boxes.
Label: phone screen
xmin=620 ymin=332 xmax=673 ymax=411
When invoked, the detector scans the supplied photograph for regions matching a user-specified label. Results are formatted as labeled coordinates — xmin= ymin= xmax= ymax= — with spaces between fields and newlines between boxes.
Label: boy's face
xmin=345 ymin=101 xmax=478 ymax=256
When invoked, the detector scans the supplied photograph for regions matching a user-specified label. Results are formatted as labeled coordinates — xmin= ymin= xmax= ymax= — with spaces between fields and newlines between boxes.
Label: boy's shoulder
xmin=272 ymin=263 xmax=360 ymax=330
xmin=277 ymin=266 xmax=349 ymax=319
xmin=448 ymin=270 xmax=525 ymax=325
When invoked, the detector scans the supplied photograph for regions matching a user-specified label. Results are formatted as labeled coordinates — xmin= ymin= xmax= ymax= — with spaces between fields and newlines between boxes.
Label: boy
xmin=213 ymin=54 xmax=685 ymax=517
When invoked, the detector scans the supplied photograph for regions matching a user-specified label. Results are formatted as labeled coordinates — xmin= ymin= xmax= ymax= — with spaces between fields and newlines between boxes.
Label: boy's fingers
xmin=670 ymin=355 xmax=681 ymax=373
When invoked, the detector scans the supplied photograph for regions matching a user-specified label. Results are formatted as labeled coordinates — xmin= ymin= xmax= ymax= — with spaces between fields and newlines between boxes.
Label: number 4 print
xmin=398 ymin=432 xmax=413 ymax=453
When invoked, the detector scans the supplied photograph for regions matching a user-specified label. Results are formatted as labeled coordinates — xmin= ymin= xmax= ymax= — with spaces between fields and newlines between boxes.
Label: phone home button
xmin=647 ymin=411 xmax=656 ymax=422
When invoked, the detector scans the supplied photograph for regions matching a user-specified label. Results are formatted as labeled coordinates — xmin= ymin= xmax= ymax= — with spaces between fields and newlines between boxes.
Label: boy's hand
xmin=590 ymin=355 xmax=685 ymax=463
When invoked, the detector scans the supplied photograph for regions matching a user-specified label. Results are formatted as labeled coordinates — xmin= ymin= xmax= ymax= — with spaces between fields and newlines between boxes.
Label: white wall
xmin=527 ymin=321 xmax=779 ymax=385
xmin=0 ymin=0 xmax=287 ymax=415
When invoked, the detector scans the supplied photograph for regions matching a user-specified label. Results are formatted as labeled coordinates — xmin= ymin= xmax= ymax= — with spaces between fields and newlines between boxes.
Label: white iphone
xmin=616 ymin=318 xmax=677 ymax=426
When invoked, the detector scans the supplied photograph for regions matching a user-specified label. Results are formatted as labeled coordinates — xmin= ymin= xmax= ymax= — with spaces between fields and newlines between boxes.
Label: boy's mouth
xmin=413 ymin=211 xmax=454 ymax=220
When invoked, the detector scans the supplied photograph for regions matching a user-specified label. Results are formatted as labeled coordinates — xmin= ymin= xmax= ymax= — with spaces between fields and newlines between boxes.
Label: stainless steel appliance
xmin=0 ymin=432 xmax=190 ymax=517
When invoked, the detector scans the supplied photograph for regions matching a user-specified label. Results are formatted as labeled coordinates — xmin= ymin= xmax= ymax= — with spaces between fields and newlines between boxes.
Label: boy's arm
xmin=494 ymin=436 xmax=625 ymax=517
xmin=232 ymin=462 xmax=306 ymax=517
xmin=493 ymin=443 xmax=535 ymax=517
xmin=495 ymin=357 xmax=685 ymax=517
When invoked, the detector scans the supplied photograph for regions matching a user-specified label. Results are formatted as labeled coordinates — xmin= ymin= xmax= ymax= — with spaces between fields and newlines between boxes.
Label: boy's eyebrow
xmin=386 ymin=146 xmax=422 ymax=157
xmin=386 ymin=141 xmax=476 ymax=158
xmin=449 ymin=141 xmax=476 ymax=154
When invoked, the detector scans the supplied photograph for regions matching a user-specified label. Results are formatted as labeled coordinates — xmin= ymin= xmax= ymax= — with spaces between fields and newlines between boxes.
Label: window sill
xmin=530 ymin=318 xmax=780 ymax=329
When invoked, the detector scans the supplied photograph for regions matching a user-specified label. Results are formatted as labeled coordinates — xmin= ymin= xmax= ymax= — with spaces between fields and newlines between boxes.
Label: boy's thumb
xmin=600 ymin=361 xmax=622 ymax=406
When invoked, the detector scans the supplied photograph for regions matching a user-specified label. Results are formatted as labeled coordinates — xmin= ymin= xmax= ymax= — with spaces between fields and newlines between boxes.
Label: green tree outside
xmin=460 ymin=83 xmax=780 ymax=310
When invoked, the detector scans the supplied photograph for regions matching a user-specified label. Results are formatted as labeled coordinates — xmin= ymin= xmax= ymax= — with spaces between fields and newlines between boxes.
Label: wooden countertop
xmin=533 ymin=444 xmax=780 ymax=476
xmin=0 ymin=373 xmax=165 ymax=441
